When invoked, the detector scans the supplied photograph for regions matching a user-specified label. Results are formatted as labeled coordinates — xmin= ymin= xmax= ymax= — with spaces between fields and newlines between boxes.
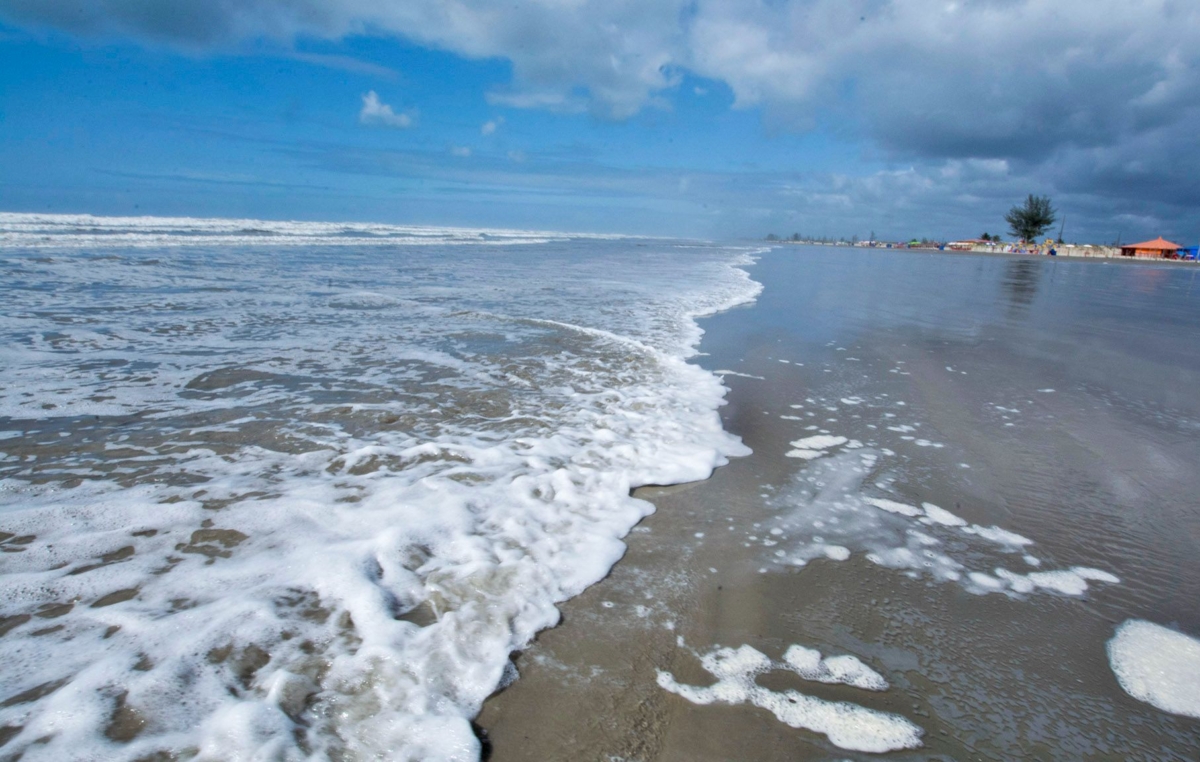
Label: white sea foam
xmin=1014 ymin=567 xmax=1121 ymax=595
xmin=962 ymin=524 xmax=1034 ymax=548
xmin=864 ymin=497 xmax=922 ymax=517
xmin=920 ymin=503 xmax=967 ymax=527
xmin=767 ymin=452 xmax=1118 ymax=598
xmin=791 ymin=435 xmax=849 ymax=450
xmin=0 ymin=219 xmax=763 ymax=761
xmin=657 ymin=644 xmax=921 ymax=753
xmin=783 ymin=645 xmax=889 ymax=691
xmin=786 ymin=449 xmax=827 ymax=460
xmin=821 ymin=544 xmax=852 ymax=561
xmin=966 ymin=571 xmax=1003 ymax=589
xmin=0 ymin=212 xmax=626 ymax=249
xmin=786 ymin=435 xmax=848 ymax=460
xmin=1107 ymin=620 xmax=1200 ymax=718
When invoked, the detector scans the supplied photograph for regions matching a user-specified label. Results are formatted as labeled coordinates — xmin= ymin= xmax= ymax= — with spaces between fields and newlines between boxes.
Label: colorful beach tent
xmin=1120 ymin=237 xmax=1182 ymax=258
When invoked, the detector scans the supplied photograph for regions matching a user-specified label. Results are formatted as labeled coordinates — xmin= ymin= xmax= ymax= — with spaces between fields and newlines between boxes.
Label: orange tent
xmin=1121 ymin=237 xmax=1181 ymax=258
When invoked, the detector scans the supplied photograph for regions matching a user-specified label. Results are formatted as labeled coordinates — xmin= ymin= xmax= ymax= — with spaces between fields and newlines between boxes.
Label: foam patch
xmin=783 ymin=645 xmax=889 ymax=691
xmin=766 ymin=452 xmax=1119 ymax=598
xmin=658 ymin=644 xmax=920 ymax=753
xmin=1108 ymin=620 xmax=1200 ymax=718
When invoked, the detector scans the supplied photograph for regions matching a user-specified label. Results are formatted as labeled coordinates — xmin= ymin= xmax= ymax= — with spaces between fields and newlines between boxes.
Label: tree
xmin=1005 ymin=195 xmax=1057 ymax=242
xmin=981 ymin=232 xmax=992 ymax=241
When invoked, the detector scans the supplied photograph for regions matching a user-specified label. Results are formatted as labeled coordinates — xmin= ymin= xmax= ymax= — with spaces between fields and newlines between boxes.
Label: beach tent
xmin=1120 ymin=237 xmax=1181 ymax=258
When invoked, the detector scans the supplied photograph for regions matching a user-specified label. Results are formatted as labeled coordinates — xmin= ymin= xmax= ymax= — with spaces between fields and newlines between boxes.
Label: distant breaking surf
xmin=0 ymin=211 xmax=636 ymax=249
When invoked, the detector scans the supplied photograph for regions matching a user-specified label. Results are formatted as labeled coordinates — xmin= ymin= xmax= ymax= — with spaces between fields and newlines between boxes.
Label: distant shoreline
xmin=770 ymin=240 xmax=1200 ymax=266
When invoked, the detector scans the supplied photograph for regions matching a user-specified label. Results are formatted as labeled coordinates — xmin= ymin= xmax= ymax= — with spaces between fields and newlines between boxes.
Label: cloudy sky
xmin=1 ymin=0 xmax=1197 ymax=241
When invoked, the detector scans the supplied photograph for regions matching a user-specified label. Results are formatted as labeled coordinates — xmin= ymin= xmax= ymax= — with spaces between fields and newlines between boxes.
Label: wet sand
xmin=478 ymin=247 xmax=1200 ymax=760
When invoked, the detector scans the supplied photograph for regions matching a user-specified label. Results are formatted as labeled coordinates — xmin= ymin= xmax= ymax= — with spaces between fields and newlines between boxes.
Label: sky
xmin=1 ymin=0 xmax=1198 ymax=242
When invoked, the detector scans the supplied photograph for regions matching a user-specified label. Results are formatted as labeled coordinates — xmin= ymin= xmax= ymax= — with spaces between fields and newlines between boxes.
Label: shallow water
xmin=479 ymin=247 xmax=1200 ymax=760
xmin=0 ymin=214 xmax=762 ymax=761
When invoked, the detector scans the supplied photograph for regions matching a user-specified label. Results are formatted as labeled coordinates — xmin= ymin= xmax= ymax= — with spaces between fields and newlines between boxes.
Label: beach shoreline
xmin=477 ymin=246 xmax=1200 ymax=760
xmin=776 ymin=240 xmax=1200 ymax=266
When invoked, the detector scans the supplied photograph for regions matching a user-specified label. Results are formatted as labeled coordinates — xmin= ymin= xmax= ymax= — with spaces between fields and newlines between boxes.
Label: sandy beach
xmin=478 ymin=246 xmax=1200 ymax=760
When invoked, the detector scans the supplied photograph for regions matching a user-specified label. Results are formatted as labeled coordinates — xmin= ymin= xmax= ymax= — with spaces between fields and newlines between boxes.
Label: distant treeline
xmin=766 ymin=233 xmax=871 ymax=244
xmin=764 ymin=233 xmax=939 ymax=245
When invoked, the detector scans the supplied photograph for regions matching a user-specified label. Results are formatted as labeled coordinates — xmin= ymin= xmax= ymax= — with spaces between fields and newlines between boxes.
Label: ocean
xmin=4 ymin=218 xmax=1200 ymax=761
xmin=0 ymin=213 xmax=761 ymax=760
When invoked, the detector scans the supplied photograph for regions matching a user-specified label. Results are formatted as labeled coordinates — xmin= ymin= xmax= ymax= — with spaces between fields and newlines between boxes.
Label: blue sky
xmin=1 ymin=1 xmax=1198 ymax=242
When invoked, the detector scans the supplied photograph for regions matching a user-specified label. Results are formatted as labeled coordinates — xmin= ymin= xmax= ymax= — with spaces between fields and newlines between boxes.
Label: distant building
xmin=947 ymin=239 xmax=992 ymax=250
xmin=1120 ymin=237 xmax=1181 ymax=259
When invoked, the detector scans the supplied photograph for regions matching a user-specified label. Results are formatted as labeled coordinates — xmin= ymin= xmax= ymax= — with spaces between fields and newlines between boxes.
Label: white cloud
xmin=481 ymin=116 xmax=504 ymax=136
xmin=358 ymin=90 xmax=412 ymax=128
xmin=8 ymin=0 xmax=1200 ymax=228
xmin=288 ymin=52 xmax=397 ymax=79
xmin=450 ymin=145 xmax=472 ymax=157
xmin=15 ymin=1 xmax=1197 ymax=148
xmin=485 ymin=88 xmax=587 ymax=115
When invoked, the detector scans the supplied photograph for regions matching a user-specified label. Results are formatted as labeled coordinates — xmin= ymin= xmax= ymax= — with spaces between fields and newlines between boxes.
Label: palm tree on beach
xmin=1005 ymin=195 xmax=1057 ymax=243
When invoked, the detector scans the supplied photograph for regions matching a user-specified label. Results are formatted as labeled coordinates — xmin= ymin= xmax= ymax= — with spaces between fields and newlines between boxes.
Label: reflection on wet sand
xmin=480 ymin=246 xmax=1200 ymax=761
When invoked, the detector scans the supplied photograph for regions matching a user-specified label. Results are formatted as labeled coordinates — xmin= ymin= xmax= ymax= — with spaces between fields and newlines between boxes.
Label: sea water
xmin=0 ymin=213 xmax=761 ymax=761
xmin=476 ymin=246 xmax=1200 ymax=760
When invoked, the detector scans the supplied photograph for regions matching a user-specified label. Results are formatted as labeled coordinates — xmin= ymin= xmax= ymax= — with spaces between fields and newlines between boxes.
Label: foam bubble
xmin=783 ymin=645 xmax=889 ymax=691
xmin=920 ymin=503 xmax=967 ymax=527
xmin=1107 ymin=620 xmax=1200 ymax=718
xmin=786 ymin=435 xmax=848 ymax=460
xmin=822 ymin=545 xmax=852 ymax=561
xmin=962 ymin=524 xmax=1034 ymax=548
xmin=967 ymin=572 xmax=1006 ymax=592
xmin=990 ymin=566 xmax=1122 ymax=596
xmin=791 ymin=435 xmax=849 ymax=450
xmin=786 ymin=449 xmax=827 ymax=460
xmin=658 ymin=644 xmax=920 ymax=753
xmin=1027 ymin=571 xmax=1086 ymax=595
xmin=864 ymin=498 xmax=923 ymax=517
